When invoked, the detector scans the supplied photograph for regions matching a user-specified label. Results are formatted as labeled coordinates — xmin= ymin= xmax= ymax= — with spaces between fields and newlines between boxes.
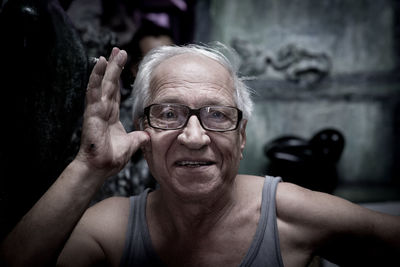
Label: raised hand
xmin=76 ymin=47 xmax=150 ymax=178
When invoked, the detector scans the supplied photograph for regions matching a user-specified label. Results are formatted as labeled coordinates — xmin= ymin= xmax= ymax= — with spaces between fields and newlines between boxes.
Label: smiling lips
xmin=175 ymin=160 xmax=215 ymax=168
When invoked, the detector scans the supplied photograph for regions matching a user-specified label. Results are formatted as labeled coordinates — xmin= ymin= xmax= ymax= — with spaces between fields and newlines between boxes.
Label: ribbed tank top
xmin=119 ymin=176 xmax=283 ymax=267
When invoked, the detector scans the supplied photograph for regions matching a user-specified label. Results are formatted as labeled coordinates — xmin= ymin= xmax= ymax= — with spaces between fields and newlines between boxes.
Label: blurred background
xmin=0 ymin=1 xmax=399 ymax=264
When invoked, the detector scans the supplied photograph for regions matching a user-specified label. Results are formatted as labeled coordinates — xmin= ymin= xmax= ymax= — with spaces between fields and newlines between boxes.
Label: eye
xmin=207 ymin=109 xmax=230 ymax=122
xmin=160 ymin=109 xmax=178 ymax=120
xmin=211 ymin=110 xmax=226 ymax=120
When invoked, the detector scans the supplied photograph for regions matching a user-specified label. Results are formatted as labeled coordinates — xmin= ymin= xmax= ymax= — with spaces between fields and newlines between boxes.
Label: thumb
xmin=128 ymin=131 xmax=150 ymax=151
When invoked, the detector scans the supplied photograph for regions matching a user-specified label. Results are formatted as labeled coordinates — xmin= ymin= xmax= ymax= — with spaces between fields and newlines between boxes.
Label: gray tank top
xmin=119 ymin=176 xmax=283 ymax=267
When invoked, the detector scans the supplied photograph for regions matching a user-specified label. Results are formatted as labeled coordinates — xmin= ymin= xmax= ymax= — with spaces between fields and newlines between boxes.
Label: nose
xmin=177 ymin=115 xmax=211 ymax=149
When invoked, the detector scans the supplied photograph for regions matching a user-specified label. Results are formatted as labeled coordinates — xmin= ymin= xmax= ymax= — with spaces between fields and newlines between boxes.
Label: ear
xmin=239 ymin=119 xmax=247 ymax=160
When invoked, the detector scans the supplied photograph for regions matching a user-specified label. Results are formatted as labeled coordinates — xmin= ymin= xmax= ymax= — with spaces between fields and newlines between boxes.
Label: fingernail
xmin=108 ymin=48 xmax=118 ymax=61
xmin=112 ymin=47 xmax=119 ymax=57
xmin=116 ymin=51 xmax=123 ymax=60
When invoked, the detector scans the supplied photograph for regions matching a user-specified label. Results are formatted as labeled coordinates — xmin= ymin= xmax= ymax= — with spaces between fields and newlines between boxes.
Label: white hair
xmin=131 ymin=42 xmax=254 ymax=123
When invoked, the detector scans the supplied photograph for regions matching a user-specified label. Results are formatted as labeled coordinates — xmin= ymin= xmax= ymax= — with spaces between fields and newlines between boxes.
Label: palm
xmin=77 ymin=48 xmax=149 ymax=178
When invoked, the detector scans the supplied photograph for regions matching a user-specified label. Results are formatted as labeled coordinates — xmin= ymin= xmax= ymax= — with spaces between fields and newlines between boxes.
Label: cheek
xmin=142 ymin=129 xmax=177 ymax=168
xmin=213 ymin=133 xmax=242 ymax=163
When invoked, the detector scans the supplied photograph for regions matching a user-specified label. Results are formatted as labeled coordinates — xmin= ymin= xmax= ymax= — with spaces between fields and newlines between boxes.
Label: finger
xmin=102 ymin=48 xmax=127 ymax=100
xmin=128 ymin=131 xmax=150 ymax=153
xmin=86 ymin=56 xmax=107 ymax=104
xmin=108 ymin=46 xmax=119 ymax=62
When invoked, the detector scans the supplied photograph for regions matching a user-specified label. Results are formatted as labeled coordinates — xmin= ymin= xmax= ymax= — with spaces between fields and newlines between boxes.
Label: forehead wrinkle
xmin=151 ymin=81 xmax=235 ymax=106
xmin=152 ymin=53 xmax=234 ymax=86
xmin=153 ymin=88 xmax=234 ymax=108
xmin=150 ymin=67 xmax=233 ymax=88
xmin=149 ymin=53 xmax=236 ymax=106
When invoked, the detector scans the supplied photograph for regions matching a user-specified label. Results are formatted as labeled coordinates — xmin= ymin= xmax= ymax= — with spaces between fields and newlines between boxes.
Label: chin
xmin=166 ymin=173 xmax=233 ymax=203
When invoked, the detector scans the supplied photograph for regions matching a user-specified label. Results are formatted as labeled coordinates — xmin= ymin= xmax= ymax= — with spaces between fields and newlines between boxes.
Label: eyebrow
xmin=151 ymin=97 xmax=234 ymax=107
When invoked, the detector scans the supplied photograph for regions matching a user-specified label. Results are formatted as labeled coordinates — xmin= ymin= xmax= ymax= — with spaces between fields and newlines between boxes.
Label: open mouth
xmin=175 ymin=160 xmax=215 ymax=168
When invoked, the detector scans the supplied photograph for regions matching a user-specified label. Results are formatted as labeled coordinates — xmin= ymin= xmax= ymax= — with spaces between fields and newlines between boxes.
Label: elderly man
xmin=1 ymin=44 xmax=399 ymax=267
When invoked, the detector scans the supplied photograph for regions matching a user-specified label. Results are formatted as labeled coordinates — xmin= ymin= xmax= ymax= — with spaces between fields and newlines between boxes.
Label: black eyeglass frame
xmin=143 ymin=103 xmax=243 ymax=132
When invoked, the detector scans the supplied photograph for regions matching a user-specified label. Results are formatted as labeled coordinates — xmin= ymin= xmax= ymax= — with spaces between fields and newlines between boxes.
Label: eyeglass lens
xmin=147 ymin=104 xmax=240 ymax=131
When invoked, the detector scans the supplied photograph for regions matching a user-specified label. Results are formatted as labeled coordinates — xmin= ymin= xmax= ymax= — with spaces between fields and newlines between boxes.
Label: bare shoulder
xmin=79 ymin=196 xmax=130 ymax=237
xmin=275 ymin=182 xmax=374 ymax=229
xmin=275 ymin=182 xmax=317 ymax=221
xmin=58 ymin=196 xmax=131 ymax=266
xmin=276 ymin=182 xmax=400 ymax=253
xmin=235 ymin=174 xmax=266 ymax=199
xmin=84 ymin=197 xmax=131 ymax=261
xmin=275 ymin=182 xmax=359 ymax=233
xmin=236 ymin=174 xmax=265 ymax=189
xmin=85 ymin=196 xmax=130 ymax=224
xmin=275 ymin=182 xmax=359 ymax=265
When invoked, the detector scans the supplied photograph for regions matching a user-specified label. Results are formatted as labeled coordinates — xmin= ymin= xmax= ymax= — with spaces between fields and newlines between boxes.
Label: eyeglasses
xmin=143 ymin=103 xmax=243 ymax=132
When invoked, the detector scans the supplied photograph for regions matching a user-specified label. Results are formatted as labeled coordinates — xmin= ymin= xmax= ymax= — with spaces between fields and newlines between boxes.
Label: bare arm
xmin=56 ymin=196 xmax=130 ymax=267
xmin=0 ymin=48 xmax=149 ymax=266
xmin=276 ymin=182 xmax=400 ymax=266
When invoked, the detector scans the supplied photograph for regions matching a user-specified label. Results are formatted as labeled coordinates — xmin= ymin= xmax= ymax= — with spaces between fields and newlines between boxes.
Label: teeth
xmin=177 ymin=161 xmax=212 ymax=167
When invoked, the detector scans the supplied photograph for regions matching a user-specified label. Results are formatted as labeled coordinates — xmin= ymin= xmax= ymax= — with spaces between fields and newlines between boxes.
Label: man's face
xmin=142 ymin=53 xmax=247 ymax=200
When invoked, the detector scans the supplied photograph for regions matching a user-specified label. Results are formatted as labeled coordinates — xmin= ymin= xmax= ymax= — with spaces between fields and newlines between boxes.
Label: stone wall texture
xmin=196 ymin=0 xmax=400 ymax=199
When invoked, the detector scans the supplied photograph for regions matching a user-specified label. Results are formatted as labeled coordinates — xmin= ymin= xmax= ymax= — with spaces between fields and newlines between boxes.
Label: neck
xmin=149 ymin=178 xmax=238 ymax=237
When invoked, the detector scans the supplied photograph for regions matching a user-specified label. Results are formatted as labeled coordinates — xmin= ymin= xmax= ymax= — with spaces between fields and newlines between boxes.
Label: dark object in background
xmin=120 ymin=19 xmax=174 ymax=99
xmin=264 ymin=129 xmax=345 ymax=193
xmin=0 ymin=0 xmax=88 ymax=240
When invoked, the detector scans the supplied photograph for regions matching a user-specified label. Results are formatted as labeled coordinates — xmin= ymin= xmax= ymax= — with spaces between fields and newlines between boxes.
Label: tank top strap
xmin=119 ymin=189 xmax=164 ymax=267
xmin=240 ymin=175 xmax=284 ymax=267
